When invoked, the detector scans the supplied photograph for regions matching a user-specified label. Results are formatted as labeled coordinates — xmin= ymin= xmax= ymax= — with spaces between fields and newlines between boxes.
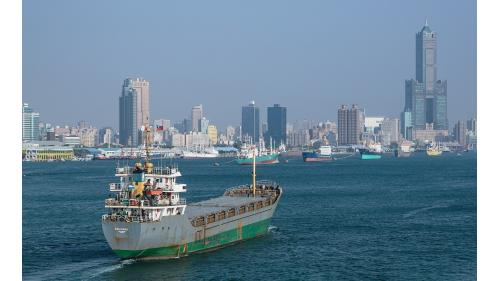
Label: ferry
xmin=102 ymin=126 xmax=283 ymax=260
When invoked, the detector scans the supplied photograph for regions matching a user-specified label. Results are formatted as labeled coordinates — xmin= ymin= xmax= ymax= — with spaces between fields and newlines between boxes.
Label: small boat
xmin=426 ymin=145 xmax=443 ymax=156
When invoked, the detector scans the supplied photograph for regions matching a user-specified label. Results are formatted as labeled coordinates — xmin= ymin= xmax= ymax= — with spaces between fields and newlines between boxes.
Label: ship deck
xmin=186 ymin=195 xmax=266 ymax=220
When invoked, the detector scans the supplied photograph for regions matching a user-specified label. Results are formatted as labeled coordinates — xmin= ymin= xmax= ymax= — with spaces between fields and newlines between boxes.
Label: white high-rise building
xmin=22 ymin=103 xmax=40 ymax=141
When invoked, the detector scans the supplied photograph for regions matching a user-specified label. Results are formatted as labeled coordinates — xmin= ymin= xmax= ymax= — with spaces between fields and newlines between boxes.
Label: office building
xmin=266 ymin=104 xmax=287 ymax=147
xmin=454 ymin=120 xmax=467 ymax=146
xmin=119 ymin=78 xmax=150 ymax=146
xmin=467 ymin=118 xmax=477 ymax=135
xmin=99 ymin=127 xmax=115 ymax=146
xmin=381 ymin=118 xmax=400 ymax=145
xmin=337 ymin=105 xmax=349 ymax=145
xmin=200 ymin=117 xmax=209 ymax=134
xmin=400 ymin=110 xmax=413 ymax=140
xmin=241 ymin=101 xmax=260 ymax=143
xmin=191 ymin=105 xmax=203 ymax=132
xmin=338 ymin=104 xmax=364 ymax=145
xmin=22 ymin=103 xmax=40 ymax=141
xmin=207 ymin=125 xmax=217 ymax=145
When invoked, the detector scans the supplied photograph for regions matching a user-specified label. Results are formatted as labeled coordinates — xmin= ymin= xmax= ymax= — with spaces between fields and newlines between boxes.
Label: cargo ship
xmin=102 ymin=127 xmax=282 ymax=260
xmin=302 ymin=146 xmax=332 ymax=162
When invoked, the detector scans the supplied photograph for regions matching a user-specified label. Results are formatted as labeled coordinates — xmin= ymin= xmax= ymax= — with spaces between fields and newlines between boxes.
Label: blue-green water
xmin=23 ymin=153 xmax=476 ymax=280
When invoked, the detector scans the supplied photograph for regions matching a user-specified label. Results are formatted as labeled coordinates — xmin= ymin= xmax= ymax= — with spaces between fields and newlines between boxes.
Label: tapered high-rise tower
xmin=402 ymin=21 xmax=448 ymax=139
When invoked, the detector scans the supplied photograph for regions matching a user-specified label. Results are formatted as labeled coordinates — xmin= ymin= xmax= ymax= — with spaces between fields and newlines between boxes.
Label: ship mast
xmin=252 ymin=145 xmax=256 ymax=197
xmin=144 ymin=124 xmax=151 ymax=164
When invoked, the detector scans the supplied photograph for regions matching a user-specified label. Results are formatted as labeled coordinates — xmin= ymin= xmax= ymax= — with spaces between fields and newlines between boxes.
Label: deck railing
xmin=115 ymin=166 xmax=178 ymax=175
xmin=105 ymin=198 xmax=186 ymax=207
xmin=102 ymin=214 xmax=158 ymax=223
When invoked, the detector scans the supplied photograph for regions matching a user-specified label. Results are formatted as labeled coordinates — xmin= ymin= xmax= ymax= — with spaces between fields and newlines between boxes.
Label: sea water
xmin=23 ymin=152 xmax=476 ymax=280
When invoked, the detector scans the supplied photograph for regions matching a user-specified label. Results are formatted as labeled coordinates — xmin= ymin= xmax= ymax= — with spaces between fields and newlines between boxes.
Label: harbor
xmin=22 ymin=153 xmax=476 ymax=280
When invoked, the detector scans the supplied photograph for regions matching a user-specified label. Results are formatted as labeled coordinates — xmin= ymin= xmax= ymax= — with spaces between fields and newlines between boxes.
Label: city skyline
xmin=23 ymin=0 xmax=476 ymax=129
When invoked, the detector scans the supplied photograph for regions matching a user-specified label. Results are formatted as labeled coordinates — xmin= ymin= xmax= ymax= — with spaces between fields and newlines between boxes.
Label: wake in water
xmin=403 ymin=203 xmax=450 ymax=218
xmin=24 ymin=257 xmax=135 ymax=281
xmin=268 ymin=225 xmax=279 ymax=233
xmin=87 ymin=259 xmax=136 ymax=280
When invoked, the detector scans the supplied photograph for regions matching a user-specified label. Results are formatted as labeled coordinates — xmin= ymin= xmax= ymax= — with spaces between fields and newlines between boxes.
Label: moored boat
xmin=302 ymin=146 xmax=332 ymax=162
xmin=359 ymin=149 xmax=383 ymax=160
xmin=426 ymin=147 xmax=442 ymax=156
xmin=236 ymin=140 xmax=279 ymax=165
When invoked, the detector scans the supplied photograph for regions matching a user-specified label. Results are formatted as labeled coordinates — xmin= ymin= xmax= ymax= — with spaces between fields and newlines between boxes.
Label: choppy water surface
xmin=23 ymin=153 xmax=476 ymax=280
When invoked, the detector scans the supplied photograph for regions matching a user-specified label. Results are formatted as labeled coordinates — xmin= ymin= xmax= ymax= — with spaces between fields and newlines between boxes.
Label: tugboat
xmin=102 ymin=126 xmax=282 ymax=260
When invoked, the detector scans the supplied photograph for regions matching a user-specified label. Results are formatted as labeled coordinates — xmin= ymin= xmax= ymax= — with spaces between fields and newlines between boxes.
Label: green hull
xmin=236 ymin=154 xmax=279 ymax=165
xmin=114 ymin=218 xmax=271 ymax=259
xmin=361 ymin=153 xmax=382 ymax=160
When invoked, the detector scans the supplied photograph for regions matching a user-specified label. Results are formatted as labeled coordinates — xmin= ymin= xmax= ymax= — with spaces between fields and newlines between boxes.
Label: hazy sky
xmin=23 ymin=0 xmax=476 ymax=129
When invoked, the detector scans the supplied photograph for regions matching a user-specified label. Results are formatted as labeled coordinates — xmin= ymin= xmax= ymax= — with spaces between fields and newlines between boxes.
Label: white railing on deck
xmin=109 ymin=183 xmax=123 ymax=192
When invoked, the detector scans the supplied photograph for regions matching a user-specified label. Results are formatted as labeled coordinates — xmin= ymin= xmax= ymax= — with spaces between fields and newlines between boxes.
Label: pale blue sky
xmin=23 ymin=0 xmax=476 ymax=129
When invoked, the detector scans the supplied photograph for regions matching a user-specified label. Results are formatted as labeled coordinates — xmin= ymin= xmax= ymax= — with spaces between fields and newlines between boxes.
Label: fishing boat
xmin=102 ymin=126 xmax=283 ymax=260
xmin=426 ymin=146 xmax=443 ymax=156
xmin=360 ymin=143 xmax=383 ymax=160
xmin=236 ymin=140 xmax=279 ymax=165
xmin=359 ymin=149 xmax=383 ymax=160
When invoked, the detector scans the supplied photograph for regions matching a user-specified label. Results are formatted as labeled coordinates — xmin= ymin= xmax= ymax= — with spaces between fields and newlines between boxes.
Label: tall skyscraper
xmin=347 ymin=105 xmax=364 ymax=145
xmin=119 ymin=78 xmax=150 ymax=147
xmin=191 ymin=105 xmax=203 ymax=132
xmin=403 ymin=21 xmax=448 ymax=136
xmin=241 ymin=101 xmax=260 ymax=143
xmin=338 ymin=104 xmax=364 ymax=145
xmin=266 ymin=104 xmax=287 ymax=147
xmin=337 ymin=105 xmax=349 ymax=145
xmin=22 ymin=103 xmax=40 ymax=141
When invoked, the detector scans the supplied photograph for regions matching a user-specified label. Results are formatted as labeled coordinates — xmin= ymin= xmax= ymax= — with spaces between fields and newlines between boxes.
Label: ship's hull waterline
xmin=360 ymin=153 xmax=382 ymax=160
xmin=102 ymin=196 xmax=279 ymax=260
xmin=236 ymin=154 xmax=279 ymax=165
